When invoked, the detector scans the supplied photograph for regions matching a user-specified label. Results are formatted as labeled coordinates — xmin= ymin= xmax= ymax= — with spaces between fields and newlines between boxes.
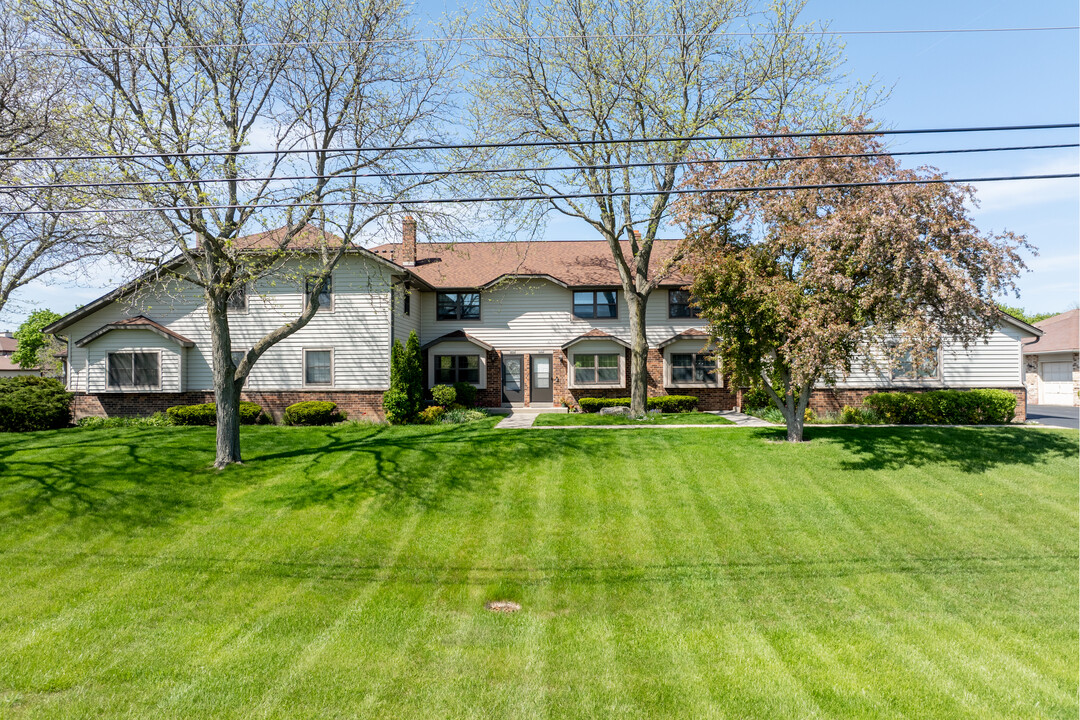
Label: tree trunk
xmin=207 ymin=294 xmax=242 ymax=467
xmin=627 ymin=294 xmax=649 ymax=417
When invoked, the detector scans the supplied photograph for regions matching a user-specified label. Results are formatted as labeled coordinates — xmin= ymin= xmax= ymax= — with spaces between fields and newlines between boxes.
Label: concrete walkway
xmin=496 ymin=409 xmax=776 ymax=429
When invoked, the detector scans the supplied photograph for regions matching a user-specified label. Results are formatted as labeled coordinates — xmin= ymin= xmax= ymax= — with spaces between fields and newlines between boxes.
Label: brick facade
xmin=73 ymin=389 xmax=386 ymax=422
xmin=806 ymin=386 xmax=1028 ymax=422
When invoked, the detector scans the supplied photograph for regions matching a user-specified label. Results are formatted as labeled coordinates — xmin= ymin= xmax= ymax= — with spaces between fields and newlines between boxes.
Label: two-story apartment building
xmin=45 ymin=220 xmax=1040 ymax=420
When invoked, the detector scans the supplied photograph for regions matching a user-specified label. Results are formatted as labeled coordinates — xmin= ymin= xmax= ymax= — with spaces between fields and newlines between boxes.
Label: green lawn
xmin=533 ymin=411 xmax=735 ymax=426
xmin=0 ymin=421 xmax=1076 ymax=719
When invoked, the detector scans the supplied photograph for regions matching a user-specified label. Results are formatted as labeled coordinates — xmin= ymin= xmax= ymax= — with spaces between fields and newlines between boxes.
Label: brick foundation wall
xmin=73 ymin=390 xmax=386 ymax=422
xmin=806 ymin=386 xmax=1028 ymax=422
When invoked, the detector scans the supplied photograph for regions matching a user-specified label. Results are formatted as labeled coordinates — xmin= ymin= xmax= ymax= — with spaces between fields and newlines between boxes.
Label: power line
xmin=3 ymin=26 xmax=1077 ymax=55
xmin=2 ymin=142 xmax=1076 ymax=193
xmin=2 ymin=172 xmax=1075 ymax=216
xmin=4 ymin=123 xmax=1077 ymax=163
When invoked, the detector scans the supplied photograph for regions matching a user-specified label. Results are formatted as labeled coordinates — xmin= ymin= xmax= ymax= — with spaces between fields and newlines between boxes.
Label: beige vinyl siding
xmin=392 ymin=281 xmax=421 ymax=344
xmin=829 ymin=323 xmax=1027 ymax=389
xmin=418 ymin=280 xmax=704 ymax=350
xmin=79 ymin=329 xmax=183 ymax=393
xmin=63 ymin=255 xmax=396 ymax=392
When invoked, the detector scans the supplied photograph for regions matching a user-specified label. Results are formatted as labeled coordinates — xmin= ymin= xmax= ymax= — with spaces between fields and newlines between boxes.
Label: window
xmin=668 ymin=290 xmax=699 ymax=319
xmin=231 ymin=350 xmax=245 ymax=368
xmin=305 ymin=274 xmax=332 ymax=310
xmin=891 ymin=348 xmax=938 ymax=381
xmin=227 ymin=283 xmax=247 ymax=311
xmin=573 ymin=353 xmax=620 ymax=384
xmin=670 ymin=352 xmax=717 ymax=384
xmin=107 ymin=351 xmax=160 ymax=389
xmin=436 ymin=292 xmax=480 ymax=320
xmin=435 ymin=355 xmax=480 ymax=384
xmin=304 ymin=349 xmax=333 ymax=385
xmin=573 ymin=290 xmax=618 ymax=319
xmin=403 ymin=285 xmax=411 ymax=316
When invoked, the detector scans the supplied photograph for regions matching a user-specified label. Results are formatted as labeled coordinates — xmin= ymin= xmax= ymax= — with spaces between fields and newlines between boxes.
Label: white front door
xmin=1040 ymin=361 xmax=1074 ymax=405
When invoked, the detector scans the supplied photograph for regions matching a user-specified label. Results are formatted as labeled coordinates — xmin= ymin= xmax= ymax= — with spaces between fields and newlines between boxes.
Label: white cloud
xmin=969 ymin=156 xmax=1080 ymax=214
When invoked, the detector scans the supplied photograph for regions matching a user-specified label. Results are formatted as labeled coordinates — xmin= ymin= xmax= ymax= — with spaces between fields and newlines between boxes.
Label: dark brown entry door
xmin=502 ymin=354 xmax=524 ymax=405
xmin=530 ymin=354 xmax=553 ymax=404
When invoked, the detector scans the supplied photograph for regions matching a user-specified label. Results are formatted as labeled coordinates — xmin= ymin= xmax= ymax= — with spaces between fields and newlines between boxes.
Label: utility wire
xmin=2 ymin=142 xmax=1076 ymax=193
xmin=4 ymin=123 xmax=1077 ymax=163
xmin=2 ymin=26 xmax=1077 ymax=55
xmin=3 ymin=173 xmax=1075 ymax=216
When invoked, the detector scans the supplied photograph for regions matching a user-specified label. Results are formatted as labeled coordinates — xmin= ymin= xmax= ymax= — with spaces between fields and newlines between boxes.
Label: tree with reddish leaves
xmin=677 ymin=119 xmax=1030 ymax=441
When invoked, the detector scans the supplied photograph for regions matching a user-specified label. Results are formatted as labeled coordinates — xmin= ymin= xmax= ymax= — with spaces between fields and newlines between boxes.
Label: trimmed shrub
xmin=282 ymin=400 xmax=345 ymax=426
xmin=863 ymin=389 xmax=1016 ymax=425
xmin=166 ymin=401 xmax=266 ymax=426
xmin=431 ymin=384 xmax=456 ymax=406
xmin=77 ymin=412 xmax=173 ymax=429
xmin=578 ymin=395 xmax=698 ymax=414
xmin=382 ymin=388 xmax=411 ymax=425
xmin=452 ymin=381 xmax=478 ymax=407
xmin=0 ymin=376 xmax=72 ymax=432
xmin=741 ymin=386 xmax=772 ymax=410
xmin=418 ymin=405 xmax=446 ymax=424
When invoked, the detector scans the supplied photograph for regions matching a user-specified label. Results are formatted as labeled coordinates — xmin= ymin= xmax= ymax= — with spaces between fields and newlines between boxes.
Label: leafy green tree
xmin=12 ymin=309 xmax=64 ymax=377
xmin=468 ymin=0 xmax=876 ymax=416
xmin=679 ymin=120 xmax=1028 ymax=441
xmin=995 ymin=303 xmax=1059 ymax=325
xmin=403 ymin=331 xmax=424 ymax=418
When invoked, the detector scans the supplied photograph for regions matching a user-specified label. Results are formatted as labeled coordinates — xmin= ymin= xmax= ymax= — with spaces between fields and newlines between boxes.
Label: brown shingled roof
xmin=1024 ymin=309 xmax=1079 ymax=354
xmin=368 ymin=240 xmax=690 ymax=289
xmin=0 ymin=334 xmax=16 ymax=353
xmin=232 ymin=224 xmax=350 ymax=250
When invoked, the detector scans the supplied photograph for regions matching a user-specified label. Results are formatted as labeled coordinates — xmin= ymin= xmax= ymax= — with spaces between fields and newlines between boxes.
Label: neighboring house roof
xmin=1023 ymin=309 xmax=1079 ymax=354
xmin=368 ymin=240 xmax=690 ymax=289
xmin=74 ymin=316 xmax=196 ymax=348
xmin=657 ymin=328 xmax=712 ymax=349
xmin=0 ymin=355 xmax=38 ymax=373
xmin=0 ymin=335 xmax=17 ymax=353
xmin=561 ymin=329 xmax=631 ymax=350
xmin=44 ymin=225 xmax=411 ymax=336
xmin=420 ymin=330 xmax=494 ymax=352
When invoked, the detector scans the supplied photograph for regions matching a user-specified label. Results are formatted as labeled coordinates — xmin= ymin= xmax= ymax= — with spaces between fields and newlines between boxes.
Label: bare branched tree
xmin=468 ymin=0 xmax=878 ymax=416
xmin=0 ymin=15 xmax=115 ymax=317
xmin=24 ymin=0 xmax=461 ymax=465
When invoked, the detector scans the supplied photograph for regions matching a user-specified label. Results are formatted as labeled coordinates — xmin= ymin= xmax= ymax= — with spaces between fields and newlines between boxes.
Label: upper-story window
xmin=573 ymin=290 xmax=617 ymax=319
xmin=305 ymin=274 xmax=333 ymax=311
xmin=403 ymin=285 xmax=411 ymax=316
xmin=891 ymin=348 xmax=939 ymax=381
xmin=227 ymin=283 xmax=247 ymax=311
xmin=436 ymin=292 xmax=480 ymax=320
xmin=107 ymin=351 xmax=160 ymax=390
xmin=668 ymin=290 xmax=699 ymax=319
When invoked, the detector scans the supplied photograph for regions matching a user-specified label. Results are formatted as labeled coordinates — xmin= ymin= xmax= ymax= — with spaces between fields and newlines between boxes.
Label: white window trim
xmin=664 ymin=349 xmax=722 ymax=389
xmin=105 ymin=349 xmax=164 ymax=392
xmin=302 ymin=347 xmax=335 ymax=387
xmin=568 ymin=351 xmax=625 ymax=389
xmin=304 ymin=273 xmax=335 ymax=313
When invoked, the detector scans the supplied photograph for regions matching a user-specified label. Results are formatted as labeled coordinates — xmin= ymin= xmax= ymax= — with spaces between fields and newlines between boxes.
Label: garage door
xmin=1041 ymin=361 xmax=1074 ymax=405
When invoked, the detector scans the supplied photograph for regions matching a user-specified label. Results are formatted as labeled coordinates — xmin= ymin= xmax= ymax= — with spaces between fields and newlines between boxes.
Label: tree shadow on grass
xmin=0 ymin=427 xmax=222 ymax=528
xmin=801 ymin=426 xmax=1079 ymax=474
xmin=245 ymin=421 xmax=575 ymax=511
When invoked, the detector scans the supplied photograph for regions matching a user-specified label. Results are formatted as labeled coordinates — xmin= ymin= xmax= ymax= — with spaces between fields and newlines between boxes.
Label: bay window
xmin=107 ymin=351 xmax=160 ymax=389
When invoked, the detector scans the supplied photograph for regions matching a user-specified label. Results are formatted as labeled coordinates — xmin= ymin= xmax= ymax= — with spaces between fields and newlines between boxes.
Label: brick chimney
xmin=401 ymin=216 xmax=417 ymax=266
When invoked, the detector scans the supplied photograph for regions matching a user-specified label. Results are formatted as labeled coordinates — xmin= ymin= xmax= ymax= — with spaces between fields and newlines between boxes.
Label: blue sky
xmin=1 ymin=0 xmax=1077 ymax=329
